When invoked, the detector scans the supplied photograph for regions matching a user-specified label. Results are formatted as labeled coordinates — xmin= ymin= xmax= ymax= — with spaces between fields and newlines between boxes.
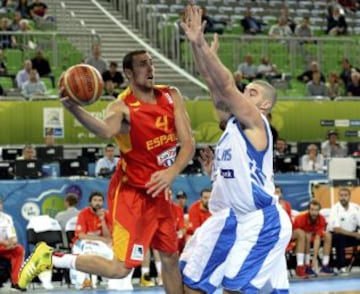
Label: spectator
xmin=339 ymin=58 xmax=359 ymax=88
xmin=103 ymin=80 xmax=119 ymax=99
xmin=31 ymin=49 xmax=54 ymax=88
xmin=85 ymin=44 xmax=107 ymax=75
xmin=268 ymin=16 xmax=293 ymax=37
xmin=280 ymin=6 xmax=296 ymax=33
xmin=306 ymin=72 xmax=328 ymax=96
xmin=241 ymin=8 xmax=263 ymax=35
xmin=201 ymin=6 xmax=226 ymax=34
xmin=0 ymin=17 xmax=15 ymax=49
xmin=0 ymin=49 xmax=7 ymax=75
xmin=28 ymin=0 xmax=49 ymax=21
xmin=16 ymin=0 xmax=30 ymax=19
xmin=327 ymin=187 xmax=360 ymax=273
xmin=274 ymin=138 xmax=298 ymax=173
xmin=274 ymin=186 xmax=307 ymax=278
xmin=17 ymin=144 xmax=35 ymax=160
xmin=300 ymin=144 xmax=324 ymax=172
xmin=256 ymin=55 xmax=280 ymax=81
xmin=54 ymin=193 xmax=79 ymax=247
xmin=0 ymin=195 xmax=25 ymax=291
xmin=326 ymin=6 xmax=348 ymax=35
xmin=21 ymin=68 xmax=47 ymax=99
xmin=326 ymin=72 xmax=341 ymax=99
xmin=293 ymin=200 xmax=334 ymax=275
xmin=346 ymin=70 xmax=360 ymax=96
xmin=72 ymin=191 xmax=113 ymax=289
xmin=16 ymin=59 xmax=39 ymax=89
xmin=321 ymin=130 xmax=347 ymax=159
xmin=10 ymin=11 xmax=22 ymax=31
xmin=295 ymin=16 xmax=313 ymax=39
xmin=234 ymin=54 xmax=257 ymax=89
xmin=187 ymin=188 xmax=211 ymax=237
xmin=297 ymin=61 xmax=325 ymax=84
xmin=102 ymin=61 xmax=126 ymax=89
xmin=95 ymin=143 xmax=119 ymax=178
xmin=175 ymin=190 xmax=188 ymax=214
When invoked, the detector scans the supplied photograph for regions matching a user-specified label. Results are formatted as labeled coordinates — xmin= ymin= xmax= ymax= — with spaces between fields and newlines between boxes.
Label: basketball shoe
xmin=18 ymin=242 xmax=53 ymax=290
xmin=140 ymin=273 xmax=155 ymax=287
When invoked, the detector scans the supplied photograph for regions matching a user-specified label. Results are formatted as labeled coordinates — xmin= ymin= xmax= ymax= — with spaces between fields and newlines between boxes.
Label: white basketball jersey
xmin=209 ymin=114 xmax=276 ymax=215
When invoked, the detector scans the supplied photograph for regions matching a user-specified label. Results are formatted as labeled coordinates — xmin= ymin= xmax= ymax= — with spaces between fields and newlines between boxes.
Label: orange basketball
xmin=59 ymin=64 xmax=104 ymax=106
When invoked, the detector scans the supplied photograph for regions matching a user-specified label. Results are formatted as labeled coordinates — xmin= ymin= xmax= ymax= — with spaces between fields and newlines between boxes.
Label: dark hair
xmin=176 ymin=190 xmax=187 ymax=199
xmin=65 ymin=193 xmax=78 ymax=207
xmin=308 ymin=199 xmax=321 ymax=210
xmin=89 ymin=191 xmax=104 ymax=202
xmin=275 ymin=185 xmax=282 ymax=193
xmin=339 ymin=187 xmax=351 ymax=195
xmin=122 ymin=50 xmax=147 ymax=72
xmin=200 ymin=188 xmax=211 ymax=197
xmin=106 ymin=143 xmax=114 ymax=149
xmin=327 ymin=130 xmax=338 ymax=138
xmin=109 ymin=61 xmax=118 ymax=68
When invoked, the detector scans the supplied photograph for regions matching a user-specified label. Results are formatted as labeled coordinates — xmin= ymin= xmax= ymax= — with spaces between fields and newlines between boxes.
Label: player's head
xmin=88 ymin=191 xmax=104 ymax=211
xmin=274 ymin=185 xmax=283 ymax=198
xmin=176 ymin=190 xmax=187 ymax=207
xmin=338 ymin=187 xmax=351 ymax=208
xmin=200 ymin=188 xmax=211 ymax=210
xmin=122 ymin=50 xmax=154 ymax=91
xmin=244 ymin=80 xmax=277 ymax=115
xmin=65 ymin=193 xmax=78 ymax=208
xmin=308 ymin=199 xmax=321 ymax=222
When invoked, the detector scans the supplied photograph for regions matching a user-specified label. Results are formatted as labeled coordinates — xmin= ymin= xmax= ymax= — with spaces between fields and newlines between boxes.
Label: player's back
xmin=210 ymin=115 xmax=277 ymax=216
xmin=113 ymin=86 xmax=177 ymax=189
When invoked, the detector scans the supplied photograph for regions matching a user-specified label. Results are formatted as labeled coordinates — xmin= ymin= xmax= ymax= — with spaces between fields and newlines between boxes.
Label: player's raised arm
xmin=181 ymin=5 xmax=263 ymax=130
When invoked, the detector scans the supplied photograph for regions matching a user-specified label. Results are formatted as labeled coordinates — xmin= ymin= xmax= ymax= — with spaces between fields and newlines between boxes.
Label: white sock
xmin=296 ymin=253 xmax=304 ymax=266
xmin=52 ymin=254 xmax=77 ymax=269
xmin=155 ymin=261 xmax=162 ymax=276
xmin=305 ymin=254 xmax=311 ymax=266
xmin=142 ymin=267 xmax=150 ymax=276
xmin=323 ymin=255 xmax=329 ymax=266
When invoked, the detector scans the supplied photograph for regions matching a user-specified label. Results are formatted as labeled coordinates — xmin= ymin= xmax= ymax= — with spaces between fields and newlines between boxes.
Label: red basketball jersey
xmin=114 ymin=86 xmax=177 ymax=188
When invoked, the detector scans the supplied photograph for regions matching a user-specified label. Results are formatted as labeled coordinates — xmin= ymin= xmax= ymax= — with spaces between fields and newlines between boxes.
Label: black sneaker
xmin=11 ymin=284 xmax=27 ymax=292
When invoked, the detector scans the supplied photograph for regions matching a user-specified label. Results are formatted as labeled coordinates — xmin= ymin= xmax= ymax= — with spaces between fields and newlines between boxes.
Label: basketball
xmin=58 ymin=64 xmax=104 ymax=106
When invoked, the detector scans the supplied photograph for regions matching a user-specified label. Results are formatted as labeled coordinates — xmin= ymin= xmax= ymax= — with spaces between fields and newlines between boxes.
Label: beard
xmin=219 ymin=120 xmax=227 ymax=131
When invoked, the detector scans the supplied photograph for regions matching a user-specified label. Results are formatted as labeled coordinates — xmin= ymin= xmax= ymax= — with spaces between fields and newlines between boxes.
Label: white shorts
xmin=180 ymin=204 xmax=292 ymax=293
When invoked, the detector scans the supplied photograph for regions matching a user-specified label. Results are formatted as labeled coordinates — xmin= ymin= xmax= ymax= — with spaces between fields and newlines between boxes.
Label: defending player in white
xmin=180 ymin=4 xmax=292 ymax=293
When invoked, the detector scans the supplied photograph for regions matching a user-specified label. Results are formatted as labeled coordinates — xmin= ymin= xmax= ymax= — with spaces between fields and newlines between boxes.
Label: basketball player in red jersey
xmin=18 ymin=50 xmax=195 ymax=294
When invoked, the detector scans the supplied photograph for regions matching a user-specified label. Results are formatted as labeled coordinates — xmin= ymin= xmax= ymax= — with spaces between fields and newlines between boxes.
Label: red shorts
xmin=108 ymin=176 xmax=177 ymax=268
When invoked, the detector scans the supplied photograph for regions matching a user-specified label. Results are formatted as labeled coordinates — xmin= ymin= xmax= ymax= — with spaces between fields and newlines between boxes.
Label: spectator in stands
xmin=295 ymin=16 xmax=313 ymax=39
xmin=102 ymin=61 xmax=126 ymax=89
xmin=16 ymin=59 xmax=38 ymax=89
xmin=201 ymin=6 xmax=226 ymax=34
xmin=268 ymin=16 xmax=293 ymax=37
xmin=103 ymin=80 xmax=119 ymax=99
xmin=280 ymin=6 xmax=296 ymax=33
xmin=339 ymin=58 xmax=359 ymax=89
xmin=31 ymin=49 xmax=55 ymax=88
xmin=306 ymin=72 xmax=328 ymax=96
xmin=72 ymin=191 xmax=112 ymax=289
xmin=176 ymin=190 xmax=188 ymax=214
xmin=326 ymin=71 xmax=341 ymax=99
xmin=16 ymin=0 xmax=30 ymax=19
xmin=17 ymin=144 xmax=35 ymax=160
xmin=0 ymin=195 xmax=25 ymax=291
xmin=187 ymin=188 xmax=211 ymax=238
xmin=274 ymin=138 xmax=298 ymax=173
xmin=21 ymin=68 xmax=46 ymax=99
xmin=321 ymin=130 xmax=347 ymax=159
xmin=274 ymin=187 xmax=308 ymax=278
xmin=346 ymin=70 xmax=360 ymax=96
xmin=10 ymin=11 xmax=22 ymax=31
xmin=293 ymin=199 xmax=334 ymax=276
xmin=0 ymin=17 xmax=16 ymax=49
xmin=0 ymin=49 xmax=7 ymax=75
xmin=85 ymin=43 xmax=107 ymax=75
xmin=327 ymin=187 xmax=360 ymax=273
xmin=241 ymin=8 xmax=263 ymax=35
xmin=326 ymin=6 xmax=348 ymax=35
xmin=256 ymin=55 xmax=280 ymax=81
xmin=234 ymin=54 xmax=257 ymax=89
xmin=300 ymin=144 xmax=324 ymax=172
xmin=55 ymin=193 xmax=79 ymax=247
xmin=95 ymin=143 xmax=119 ymax=178
xmin=297 ymin=61 xmax=325 ymax=84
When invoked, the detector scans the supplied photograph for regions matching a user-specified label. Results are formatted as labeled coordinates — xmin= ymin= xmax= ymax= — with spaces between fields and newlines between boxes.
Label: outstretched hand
xmin=59 ymin=87 xmax=78 ymax=110
xmin=180 ymin=4 xmax=206 ymax=45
